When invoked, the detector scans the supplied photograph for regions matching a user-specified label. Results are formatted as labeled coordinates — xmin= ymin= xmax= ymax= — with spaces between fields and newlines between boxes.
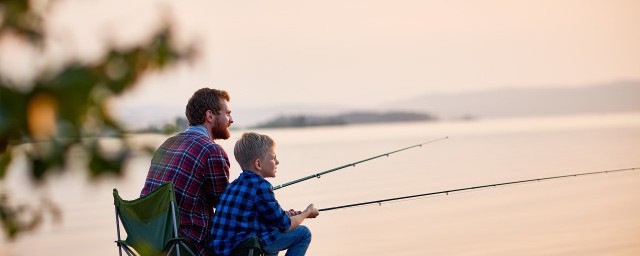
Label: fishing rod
xmin=319 ymin=167 xmax=639 ymax=212
xmin=273 ymin=137 xmax=449 ymax=190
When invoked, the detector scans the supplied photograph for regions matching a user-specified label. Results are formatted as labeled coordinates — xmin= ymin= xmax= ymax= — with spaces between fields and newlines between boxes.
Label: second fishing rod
xmin=318 ymin=167 xmax=640 ymax=212
xmin=272 ymin=136 xmax=449 ymax=190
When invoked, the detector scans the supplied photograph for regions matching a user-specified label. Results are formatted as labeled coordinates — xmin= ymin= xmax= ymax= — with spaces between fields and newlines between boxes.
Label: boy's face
xmin=259 ymin=146 xmax=279 ymax=178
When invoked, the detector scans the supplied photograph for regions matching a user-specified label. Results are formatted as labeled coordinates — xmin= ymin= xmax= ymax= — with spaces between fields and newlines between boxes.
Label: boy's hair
xmin=234 ymin=132 xmax=276 ymax=170
xmin=186 ymin=88 xmax=231 ymax=126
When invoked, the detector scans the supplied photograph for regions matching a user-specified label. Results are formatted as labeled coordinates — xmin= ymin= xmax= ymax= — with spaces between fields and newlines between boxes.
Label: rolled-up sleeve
xmin=255 ymin=182 xmax=291 ymax=232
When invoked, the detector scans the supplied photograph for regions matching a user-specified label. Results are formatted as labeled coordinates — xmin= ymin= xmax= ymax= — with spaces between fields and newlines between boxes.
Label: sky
xmin=4 ymin=0 xmax=640 ymax=127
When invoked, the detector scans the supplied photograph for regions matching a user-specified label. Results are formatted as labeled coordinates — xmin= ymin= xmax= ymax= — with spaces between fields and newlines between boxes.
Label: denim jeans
xmin=262 ymin=226 xmax=312 ymax=256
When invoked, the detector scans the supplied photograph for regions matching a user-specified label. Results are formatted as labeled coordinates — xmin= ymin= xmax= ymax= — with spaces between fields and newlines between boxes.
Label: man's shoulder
xmin=173 ymin=131 xmax=226 ymax=153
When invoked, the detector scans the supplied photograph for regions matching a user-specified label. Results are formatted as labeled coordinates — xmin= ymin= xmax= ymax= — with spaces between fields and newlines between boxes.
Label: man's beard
xmin=211 ymin=122 xmax=231 ymax=140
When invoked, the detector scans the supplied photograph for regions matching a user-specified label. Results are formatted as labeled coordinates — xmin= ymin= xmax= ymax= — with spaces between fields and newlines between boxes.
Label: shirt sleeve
xmin=255 ymin=182 xmax=291 ymax=232
xmin=203 ymin=145 xmax=230 ymax=208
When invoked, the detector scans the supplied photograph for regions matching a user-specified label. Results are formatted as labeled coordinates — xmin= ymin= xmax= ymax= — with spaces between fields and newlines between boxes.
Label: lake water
xmin=2 ymin=112 xmax=640 ymax=256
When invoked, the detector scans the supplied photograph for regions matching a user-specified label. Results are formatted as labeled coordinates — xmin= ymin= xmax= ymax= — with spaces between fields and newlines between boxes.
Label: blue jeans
xmin=262 ymin=226 xmax=312 ymax=256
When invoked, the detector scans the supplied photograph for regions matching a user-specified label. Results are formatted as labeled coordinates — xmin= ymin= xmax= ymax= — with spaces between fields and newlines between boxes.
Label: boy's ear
xmin=254 ymin=158 xmax=261 ymax=171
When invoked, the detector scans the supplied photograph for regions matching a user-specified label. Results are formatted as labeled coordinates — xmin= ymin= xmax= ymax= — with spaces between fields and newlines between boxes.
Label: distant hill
xmin=386 ymin=81 xmax=640 ymax=119
xmin=114 ymin=80 xmax=640 ymax=129
xmin=254 ymin=111 xmax=435 ymax=128
xmin=232 ymin=104 xmax=351 ymax=128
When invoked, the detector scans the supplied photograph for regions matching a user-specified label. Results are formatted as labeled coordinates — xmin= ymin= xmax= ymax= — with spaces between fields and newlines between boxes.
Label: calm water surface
xmin=2 ymin=112 xmax=640 ymax=255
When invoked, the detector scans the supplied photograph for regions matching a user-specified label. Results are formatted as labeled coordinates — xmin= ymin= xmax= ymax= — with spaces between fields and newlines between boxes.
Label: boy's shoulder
xmin=229 ymin=171 xmax=265 ymax=187
xmin=230 ymin=171 xmax=273 ymax=192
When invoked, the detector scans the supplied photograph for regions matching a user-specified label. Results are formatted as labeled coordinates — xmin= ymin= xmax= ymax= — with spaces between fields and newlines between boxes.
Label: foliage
xmin=0 ymin=0 xmax=193 ymax=240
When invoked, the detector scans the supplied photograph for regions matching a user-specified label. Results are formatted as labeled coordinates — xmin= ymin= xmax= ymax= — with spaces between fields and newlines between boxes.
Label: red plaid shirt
xmin=141 ymin=126 xmax=230 ymax=255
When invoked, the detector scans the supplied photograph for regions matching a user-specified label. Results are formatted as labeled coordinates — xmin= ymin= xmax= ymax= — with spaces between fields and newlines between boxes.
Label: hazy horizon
xmin=114 ymin=80 xmax=640 ymax=129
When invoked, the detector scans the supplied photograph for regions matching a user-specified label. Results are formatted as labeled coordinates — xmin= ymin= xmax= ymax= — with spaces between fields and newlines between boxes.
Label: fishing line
xmin=273 ymin=137 xmax=449 ymax=190
xmin=319 ymin=167 xmax=640 ymax=212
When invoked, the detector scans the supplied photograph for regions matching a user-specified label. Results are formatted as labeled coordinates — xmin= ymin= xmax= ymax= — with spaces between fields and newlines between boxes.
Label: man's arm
xmin=203 ymin=146 xmax=230 ymax=207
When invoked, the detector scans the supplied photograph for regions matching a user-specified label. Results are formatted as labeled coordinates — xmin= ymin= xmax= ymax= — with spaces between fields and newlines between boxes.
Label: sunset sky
xmin=5 ymin=0 xmax=640 ymax=126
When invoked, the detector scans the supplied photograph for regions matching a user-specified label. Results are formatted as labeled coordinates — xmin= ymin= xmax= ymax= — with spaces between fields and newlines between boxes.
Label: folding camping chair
xmin=113 ymin=182 xmax=264 ymax=256
xmin=113 ymin=182 xmax=196 ymax=256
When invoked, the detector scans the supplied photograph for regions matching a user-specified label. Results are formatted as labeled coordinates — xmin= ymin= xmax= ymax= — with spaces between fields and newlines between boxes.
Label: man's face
xmin=211 ymin=99 xmax=233 ymax=140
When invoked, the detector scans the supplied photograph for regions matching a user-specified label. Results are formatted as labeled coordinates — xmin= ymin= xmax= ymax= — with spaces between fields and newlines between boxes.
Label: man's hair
xmin=234 ymin=132 xmax=275 ymax=170
xmin=185 ymin=88 xmax=230 ymax=126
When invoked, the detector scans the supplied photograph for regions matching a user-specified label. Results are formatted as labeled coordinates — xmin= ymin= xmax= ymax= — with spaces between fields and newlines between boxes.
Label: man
xmin=141 ymin=88 xmax=234 ymax=255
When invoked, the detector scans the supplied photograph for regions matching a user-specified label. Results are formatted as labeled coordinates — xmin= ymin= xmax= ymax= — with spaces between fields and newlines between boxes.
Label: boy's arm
xmin=255 ymin=183 xmax=293 ymax=232
xmin=285 ymin=204 xmax=319 ymax=232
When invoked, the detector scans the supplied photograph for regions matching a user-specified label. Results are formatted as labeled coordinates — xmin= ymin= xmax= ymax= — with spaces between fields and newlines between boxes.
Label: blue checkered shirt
xmin=209 ymin=170 xmax=291 ymax=256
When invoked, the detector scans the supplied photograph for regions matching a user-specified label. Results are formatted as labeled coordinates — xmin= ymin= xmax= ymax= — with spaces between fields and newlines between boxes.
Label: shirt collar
xmin=242 ymin=170 xmax=260 ymax=178
xmin=241 ymin=170 xmax=269 ymax=183
xmin=185 ymin=125 xmax=211 ymax=139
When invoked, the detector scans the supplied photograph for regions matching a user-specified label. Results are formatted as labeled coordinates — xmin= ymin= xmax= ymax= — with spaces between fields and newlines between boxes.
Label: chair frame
xmin=114 ymin=184 xmax=196 ymax=256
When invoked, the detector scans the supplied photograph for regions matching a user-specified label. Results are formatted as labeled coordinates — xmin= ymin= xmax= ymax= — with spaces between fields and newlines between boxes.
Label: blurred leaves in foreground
xmin=0 ymin=0 xmax=194 ymax=240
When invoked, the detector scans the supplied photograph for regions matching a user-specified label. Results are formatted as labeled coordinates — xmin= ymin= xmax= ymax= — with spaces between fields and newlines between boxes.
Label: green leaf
xmin=0 ymin=150 xmax=11 ymax=178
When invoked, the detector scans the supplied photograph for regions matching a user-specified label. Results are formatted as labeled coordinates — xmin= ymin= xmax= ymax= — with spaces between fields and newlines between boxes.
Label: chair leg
xmin=167 ymin=244 xmax=176 ymax=256
xmin=179 ymin=241 xmax=197 ymax=256
xmin=120 ymin=245 xmax=135 ymax=256
xmin=115 ymin=207 xmax=123 ymax=256
xmin=170 ymin=201 xmax=181 ymax=256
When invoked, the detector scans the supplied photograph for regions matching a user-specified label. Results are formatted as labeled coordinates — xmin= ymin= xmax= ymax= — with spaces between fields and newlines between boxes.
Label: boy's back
xmin=210 ymin=170 xmax=291 ymax=256
xmin=210 ymin=132 xmax=318 ymax=256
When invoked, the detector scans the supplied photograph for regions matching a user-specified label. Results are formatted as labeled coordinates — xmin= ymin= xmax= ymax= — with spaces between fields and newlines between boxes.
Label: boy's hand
xmin=286 ymin=209 xmax=302 ymax=216
xmin=304 ymin=204 xmax=320 ymax=218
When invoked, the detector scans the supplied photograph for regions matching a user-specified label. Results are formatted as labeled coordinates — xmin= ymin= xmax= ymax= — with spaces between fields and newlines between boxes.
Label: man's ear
xmin=206 ymin=110 xmax=215 ymax=123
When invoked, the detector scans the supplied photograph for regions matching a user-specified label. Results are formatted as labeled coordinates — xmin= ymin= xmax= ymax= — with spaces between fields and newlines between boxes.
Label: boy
xmin=209 ymin=132 xmax=319 ymax=256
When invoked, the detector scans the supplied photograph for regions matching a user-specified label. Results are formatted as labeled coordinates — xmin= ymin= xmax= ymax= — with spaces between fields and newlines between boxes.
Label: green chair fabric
xmin=208 ymin=236 xmax=264 ymax=256
xmin=114 ymin=182 xmax=265 ymax=256
xmin=229 ymin=236 xmax=264 ymax=256
xmin=113 ymin=182 xmax=196 ymax=256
